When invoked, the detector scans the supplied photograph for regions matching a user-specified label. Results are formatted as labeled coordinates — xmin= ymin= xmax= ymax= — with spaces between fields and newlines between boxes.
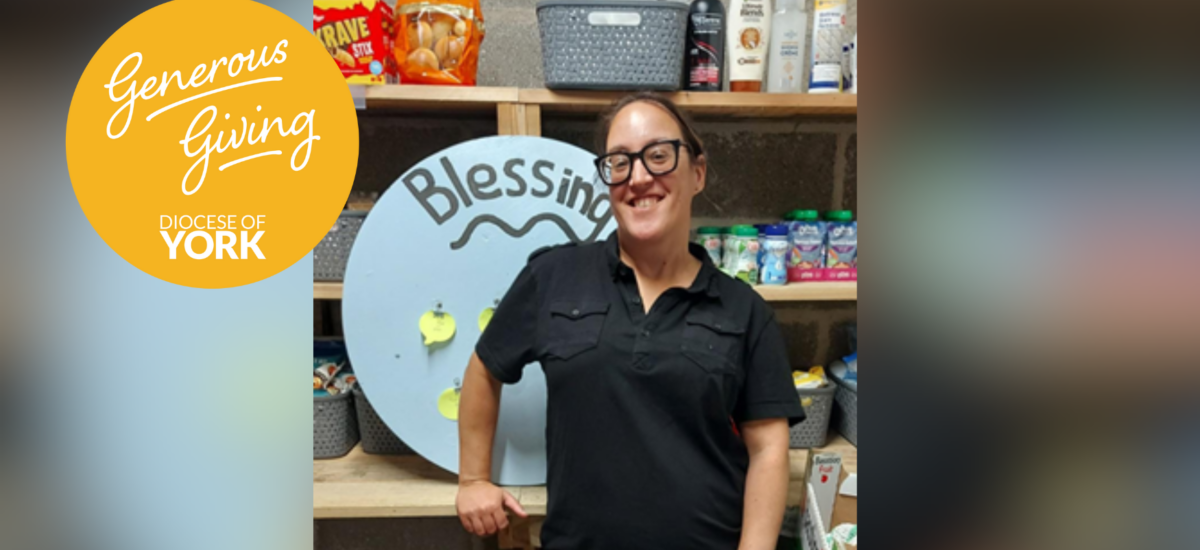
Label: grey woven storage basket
xmin=789 ymin=382 xmax=836 ymax=449
xmin=831 ymin=374 xmax=858 ymax=446
xmin=314 ymin=391 xmax=359 ymax=459
xmin=536 ymin=0 xmax=689 ymax=90
xmin=314 ymin=210 xmax=367 ymax=281
xmin=352 ymin=387 xmax=414 ymax=455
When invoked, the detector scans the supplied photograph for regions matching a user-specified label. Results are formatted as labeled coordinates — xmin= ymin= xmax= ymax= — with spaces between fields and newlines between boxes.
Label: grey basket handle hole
xmin=587 ymin=12 xmax=641 ymax=26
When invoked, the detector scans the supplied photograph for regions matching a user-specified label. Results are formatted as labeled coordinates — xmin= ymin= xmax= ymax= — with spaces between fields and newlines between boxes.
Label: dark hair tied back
xmin=596 ymin=92 xmax=706 ymax=161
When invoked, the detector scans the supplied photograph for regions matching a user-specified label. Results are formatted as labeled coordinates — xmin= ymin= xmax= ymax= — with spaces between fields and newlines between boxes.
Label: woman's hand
xmin=456 ymin=480 xmax=528 ymax=536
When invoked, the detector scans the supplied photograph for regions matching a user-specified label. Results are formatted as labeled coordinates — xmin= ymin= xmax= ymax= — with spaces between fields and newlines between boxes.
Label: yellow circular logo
xmin=66 ymin=0 xmax=358 ymax=288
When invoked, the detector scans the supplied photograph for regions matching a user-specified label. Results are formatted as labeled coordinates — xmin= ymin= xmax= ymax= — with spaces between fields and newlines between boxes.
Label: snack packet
xmin=331 ymin=373 xmax=358 ymax=394
xmin=793 ymin=366 xmax=827 ymax=389
xmin=394 ymin=0 xmax=485 ymax=85
xmin=314 ymin=361 xmax=343 ymax=386
xmin=314 ymin=0 xmax=399 ymax=84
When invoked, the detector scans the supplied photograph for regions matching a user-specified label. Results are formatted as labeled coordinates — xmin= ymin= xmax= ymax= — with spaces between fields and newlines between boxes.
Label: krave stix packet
xmin=314 ymin=0 xmax=399 ymax=84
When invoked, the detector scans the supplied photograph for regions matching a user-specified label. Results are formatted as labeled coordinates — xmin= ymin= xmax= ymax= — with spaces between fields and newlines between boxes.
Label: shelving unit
xmin=316 ymin=281 xmax=855 ymax=301
xmin=352 ymin=86 xmax=857 ymax=137
xmin=518 ymin=88 xmax=858 ymax=117
xmin=315 ymin=87 xmax=858 ymax=547
xmin=363 ymin=85 xmax=519 ymax=112
xmin=313 ymin=435 xmax=856 ymax=519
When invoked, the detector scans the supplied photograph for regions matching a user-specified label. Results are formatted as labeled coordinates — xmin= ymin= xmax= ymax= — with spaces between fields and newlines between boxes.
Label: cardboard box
xmin=808 ymin=452 xmax=842 ymax=529
xmin=831 ymin=471 xmax=857 ymax=528
xmin=313 ymin=0 xmax=399 ymax=84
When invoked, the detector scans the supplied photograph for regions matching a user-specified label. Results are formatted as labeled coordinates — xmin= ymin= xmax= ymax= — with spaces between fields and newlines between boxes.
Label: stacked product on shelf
xmin=313 ymin=0 xmax=858 ymax=93
xmin=788 ymin=366 xmax=836 ymax=448
xmin=313 ymin=0 xmax=484 ymax=86
xmin=692 ymin=209 xmax=857 ymax=287
xmin=536 ymin=0 xmax=690 ymax=90
xmin=787 ymin=209 xmax=857 ymax=282
xmin=314 ymin=0 xmax=399 ymax=85
xmin=684 ymin=0 xmax=726 ymax=91
xmin=829 ymin=351 xmax=857 ymax=446
xmin=314 ymin=339 xmax=360 ymax=459
xmin=312 ymin=0 xmax=858 ymax=93
xmin=314 ymin=339 xmax=416 ymax=457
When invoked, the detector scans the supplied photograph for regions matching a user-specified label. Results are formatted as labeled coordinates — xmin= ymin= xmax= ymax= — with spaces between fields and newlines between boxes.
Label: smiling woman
xmin=455 ymin=92 xmax=805 ymax=550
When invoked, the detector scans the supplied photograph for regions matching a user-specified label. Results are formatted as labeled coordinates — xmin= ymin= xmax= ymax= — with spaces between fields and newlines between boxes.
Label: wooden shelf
xmin=519 ymin=89 xmax=857 ymax=117
xmin=754 ymin=281 xmax=857 ymax=301
xmin=314 ymin=281 xmax=855 ymax=302
xmin=364 ymin=85 xmax=519 ymax=111
xmin=313 ymin=282 xmax=344 ymax=300
xmin=314 ymin=435 xmax=854 ymax=518
xmin=353 ymin=85 xmax=855 ymax=117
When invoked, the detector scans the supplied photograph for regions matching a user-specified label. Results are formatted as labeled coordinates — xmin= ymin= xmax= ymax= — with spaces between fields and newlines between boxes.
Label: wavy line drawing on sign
xmin=450 ymin=213 xmax=607 ymax=250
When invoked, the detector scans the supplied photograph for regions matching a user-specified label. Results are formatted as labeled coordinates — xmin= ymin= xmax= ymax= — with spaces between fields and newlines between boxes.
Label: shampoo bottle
xmin=685 ymin=0 xmax=726 ymax=91
xmin=765 ymin=0 xmax=806 ymax=93
xmin=727 ymin=0 xmax=772 ymax=92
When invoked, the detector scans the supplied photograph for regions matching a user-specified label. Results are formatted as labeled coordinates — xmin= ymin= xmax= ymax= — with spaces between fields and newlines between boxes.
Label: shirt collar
xmin=604 ymin=230 xmax=721 ymax=298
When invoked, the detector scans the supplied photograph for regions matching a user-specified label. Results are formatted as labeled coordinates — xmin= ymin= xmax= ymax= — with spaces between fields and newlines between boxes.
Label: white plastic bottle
xmin=765 ymin=0 xmax=806 ymax=93
xmin=727 ymin=0 xmax=772 ymax=92
xmin=808 ymin=0 xmax=846 ymax=93
xmin=850 ymin=32 xmax=857 ymax=93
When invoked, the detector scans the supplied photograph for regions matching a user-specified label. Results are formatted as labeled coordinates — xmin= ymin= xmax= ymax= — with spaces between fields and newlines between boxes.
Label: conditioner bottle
xmin=727 ymin=0 xmax=772 ymax=92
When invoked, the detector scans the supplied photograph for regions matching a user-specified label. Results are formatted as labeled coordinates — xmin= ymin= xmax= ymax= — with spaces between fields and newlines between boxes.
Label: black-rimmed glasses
xmin=594 ymin=140 xmax=691 ymax=186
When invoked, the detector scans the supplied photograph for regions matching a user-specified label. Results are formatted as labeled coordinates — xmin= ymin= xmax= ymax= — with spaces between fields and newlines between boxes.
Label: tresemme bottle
xmin=685 ymin=0 xmax=726 ymax=91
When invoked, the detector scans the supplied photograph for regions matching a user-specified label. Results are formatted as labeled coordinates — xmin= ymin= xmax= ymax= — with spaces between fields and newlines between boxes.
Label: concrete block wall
xmin=337 ymin=111 xmax=858 ymax=369
xmin=476 ymin=0 xmax=859 ymax=91
xmin=316 ymin=1 xmax=857 ymax=547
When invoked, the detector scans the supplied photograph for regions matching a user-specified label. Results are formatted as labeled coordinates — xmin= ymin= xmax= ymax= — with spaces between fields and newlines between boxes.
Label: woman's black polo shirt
xmin=475 ymin=231 xmax=805 ymax=550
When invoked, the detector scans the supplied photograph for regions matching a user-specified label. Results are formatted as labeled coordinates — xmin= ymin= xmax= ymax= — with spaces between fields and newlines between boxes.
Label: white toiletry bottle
xmin=765 ymin=0 xmax=806 ymax=93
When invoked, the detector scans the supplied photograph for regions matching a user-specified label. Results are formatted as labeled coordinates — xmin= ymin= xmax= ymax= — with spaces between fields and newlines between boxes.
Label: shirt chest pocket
xmin=544 ymin=301 xmax=609 ymax=361
xmin=681 ymin=311 xmax=745 ymax=365
xmin=681 ymin=312 xmax=745 ymax=413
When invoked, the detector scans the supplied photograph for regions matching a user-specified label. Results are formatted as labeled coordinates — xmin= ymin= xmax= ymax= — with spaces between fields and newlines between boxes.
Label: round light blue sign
xmin=343 ymin=136 xmax=616 ymax=485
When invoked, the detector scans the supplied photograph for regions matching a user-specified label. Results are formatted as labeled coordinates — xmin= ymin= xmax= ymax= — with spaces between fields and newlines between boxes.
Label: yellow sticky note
xmin=478 ymin=307 xmax=495 ymax=332
xmin=419 ymin=310 xmax=456 ymax=346
xmin=438 ymin=387 xmax=460 ymax=421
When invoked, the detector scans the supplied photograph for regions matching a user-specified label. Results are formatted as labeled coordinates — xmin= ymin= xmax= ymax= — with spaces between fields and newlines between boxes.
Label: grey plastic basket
xmin=314 ymin=391 xmax=359 ymax=459
xmin=536 ymin=0 xmax=688 ymax=90
xmin=352 ymin=387 xmax=414 ymax=455
xmin=314 ymin=210 xmax=367 ymax=281
xmin=831 ymin=375 xmax=858 ymax=446
xmin=789 ymin=383 xmax=836 ymax=449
